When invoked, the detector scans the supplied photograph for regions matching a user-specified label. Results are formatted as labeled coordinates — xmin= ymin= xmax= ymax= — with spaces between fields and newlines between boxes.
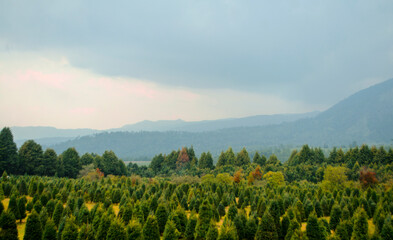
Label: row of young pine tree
xmin=0 ymin=171 xmax=393 ymax=239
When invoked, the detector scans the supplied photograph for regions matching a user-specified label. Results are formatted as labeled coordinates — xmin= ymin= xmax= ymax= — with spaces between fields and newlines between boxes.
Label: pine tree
xmin=78 ymin=223 xmax=95 ymax=240
xmin=0 ymin=211 xmax=18 ymax=240
xmin=255 ymin=212 xmax=278 ymax=240
xmin=218 ymin=221 xmax=237 ymax=240
xmin=0 ymin=127 xmax=18 ymax=174
xmin=216 ymin=151 xmax=227 ymax=167
xmin=330 ymin=204 xmax=342 ymax=231
xmin=127 ymin=220 xmax=143 ymax=240
xmin=227 ymin=204 xmax=237 ymax=221
xmin=381 ymin=215 xmax=393 ymax=240
xmin=7 ymin=195 xmax=20 ymax=221
xmin=61 ymin=217 xmax=78 ymax=240
xmin=24 ymin=210 xmax=42 ymax=240
xmin=142 ymin=215 xmax=160 ymax=240
xmin=52 ymin=201 xmax=63 ymax=226
xmin=97 ymin=212 xmax=112 ymax=240
xmin=245 ymin=216 xmax=258 ymax=240
xmin=119 ymin=203 xmax=133 ymax=224
xmin=163 ymin=220 xmax=181 ymax=240
xmin=107 ymin=219 xmax=127 ymax=240
xmin=42 ymin=219 xmax=57 ymax=240
xmin=185 ymin=213 xmax=197 ymax=240
xmin=195 ymin=201 xmax=213 ymax=240
xmin=206 ymin=222 xmax=219 ymax=240
xmin=170 ymin=206 xmax=188 ymax=234
xmin=351 ymin=209 xmax=369 ymax=240
xmin=156 ymin=203 xmax=168 ymax=234
xmin=306 ymin=213 xmax=325 ymax=240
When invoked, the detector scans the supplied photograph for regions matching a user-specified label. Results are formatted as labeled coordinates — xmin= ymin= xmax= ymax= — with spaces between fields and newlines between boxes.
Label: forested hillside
xmin=49 ymin=78 xmax=393 ymax=159
xmin=1 ymin=127 xmax=393 ymax=239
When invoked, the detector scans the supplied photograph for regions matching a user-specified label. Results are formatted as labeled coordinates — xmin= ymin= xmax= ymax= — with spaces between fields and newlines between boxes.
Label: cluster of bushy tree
xmin=0 ymin=168 xmax=392 ymax=239
xmin=0 ymin=127 xmax=127 ymax=178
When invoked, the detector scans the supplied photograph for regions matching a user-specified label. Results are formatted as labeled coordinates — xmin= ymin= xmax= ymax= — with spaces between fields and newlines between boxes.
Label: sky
xmin=1 ymin=0 xmax=393 ymax=130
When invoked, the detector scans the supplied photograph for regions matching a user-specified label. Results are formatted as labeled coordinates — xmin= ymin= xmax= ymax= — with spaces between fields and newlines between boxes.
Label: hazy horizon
xmin=1 ymin=1 xmax=393 ymax=129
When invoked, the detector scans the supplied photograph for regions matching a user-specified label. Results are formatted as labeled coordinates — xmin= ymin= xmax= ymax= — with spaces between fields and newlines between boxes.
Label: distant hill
xmin=49 ymin=78 xmax=393 ymax=159
xmin=112 ymin=111 xmax=319 ymax=132
xmin=11 ymin=112 xmax=318 ymax=146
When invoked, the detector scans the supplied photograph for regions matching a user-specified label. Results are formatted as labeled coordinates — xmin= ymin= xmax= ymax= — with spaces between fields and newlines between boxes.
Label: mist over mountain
xmin=11 ymin=112 xmax=318 ymax=146
xmin=47 ymin=78 xmax=393 ymax=159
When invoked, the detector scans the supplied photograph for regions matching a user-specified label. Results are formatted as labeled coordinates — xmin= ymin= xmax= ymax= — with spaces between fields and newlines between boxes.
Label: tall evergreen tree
xmin=330 ymin=204 xmax=342 ymax=231
xmin=351 ymin=209 xmax=369 ymax=240
xmin=206 ymin=221 xmax=219 ymax=240
xmin=7 ymin=195 xmax=20 ymax=221
xmin=185 ymin=214 xmax=197 ymax=240
xmin=0 ymin=211 xmax=18 ymax=240
xmin=107 ymin=219 xmax=127 ymax=240
xmin=126 ymin=220 xmax=143 ymax=240
xmin=41 ymin=149 xmax=58 ymax=176
xmin=19 ymin=140 xmax=44 ymax=175
xmin=306 ymin=213 xmax=324 ymax=240
xmin=17 ymin=197 xmax=26 ymax=222
xmin=42 ymin=219 xmax=57 ymax=240
xmin=255 ymin=212 xmax=278 ymax=240
xmin=163 ymin=220 xmax=180 ymax=240
xmin=235 ymin=147 xmax=250 ymax=166
xmin=156 ymin=203 xmax=168 ymax=234
xmin=198 ymin=152 xmax=214 ymax=169
xmin=0 ymin=127 xmax=18 ymax=174
xmin=216 ymin=151 xmax=227 ymax=167
xmin=60 ymin=148 xmax=81 ymax=178
xmin=142 ymin=215 xmax=160 ymax=240
xmin=24 ymin=210 xmax=42 ymax=240
xmin=61 ymin=217 xmax=78 ymax=240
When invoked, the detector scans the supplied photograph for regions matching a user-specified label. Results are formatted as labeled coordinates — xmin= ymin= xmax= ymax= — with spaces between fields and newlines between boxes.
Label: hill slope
xmin=48 ymin=78 xmax=393 ymax=158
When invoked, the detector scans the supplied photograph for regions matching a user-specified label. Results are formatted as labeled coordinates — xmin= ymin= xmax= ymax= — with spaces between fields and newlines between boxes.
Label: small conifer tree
xmin=143 ymin=215 xmax=160 ymax=240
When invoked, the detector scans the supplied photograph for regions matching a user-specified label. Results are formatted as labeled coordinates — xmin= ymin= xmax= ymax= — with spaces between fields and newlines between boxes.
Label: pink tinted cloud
xmin=18 ymin=70 xmax=67 ymax=89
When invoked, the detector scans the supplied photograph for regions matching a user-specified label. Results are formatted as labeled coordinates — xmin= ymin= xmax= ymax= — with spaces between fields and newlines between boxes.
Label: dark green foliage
xmin=352 ymin=209 xmax=369 ymax=240
xmin=227 ymin=204 xmax=237 ymax=221
xmin=24 ymin=211 xmax=42 ymax=240
xmin=218 ymin=221 xmax=238 ymax=240
xmin=336 ymin=220 xmax=352 ymax=240
xmin=119 ymin=203 xmax=133 ymax=224
xmin=235 ymin=147 xmax=250 ymax=166
xmin=97 ymin=213 xmax=112 ymax=240
xmin=306 ymin=213 xmax=325 ymax=240
xmin=8 ymin=195 xmax=20 ymax=221
xmin=42 ymin=219 xmax=57 ymax=240
xmin=107 ymin=219 xmax=127 ymax=240
xmin=245 ymin=216 xmax=258 ymax=240
xmin=255 ymin=212 xmax=278 ymax=240
xmin=218 ymin=203 xmax=226 ymax=217
xmin=60 ymin=148 xmax=81 ymax=178
xmin=170 ymin=207 xmax=188 ymax=234
xmin=0 ymin=211 xmax=18 ymax=240
xmin=381 ymin=215 xmax=393 ymax=240
xmin=52 ymin=201 xmax=63 ymax=226
xmin=142 ymin=215 xmax=160 ymax=240
xmin=127 ymin=220 xmax=143 ymax=240
xmin=61 ymin=217 xmax=78 ymax=240
xmin=156 ymin=203 xmax=168 ymax=234
xmin=330 ymin=204 xmax=342 ymax=231
xmin=195 ymin=201 xmax=213 ymax=240
xmin=206 ymin=222 xmax=219 ymax=240
xmin=163 ymin=220 xmax=180 ymax=240
xmin=42 ymin=148 xmax=58 ymax=176
xmin=19 ymin=140 xmax=44 ymax=175
xmin=33 ymin=200 xmax=43 ymax=214
xmin=198 ymin=152 xmax=214 ymax=170
xmin=0 ymin=127 xmax=18 ymax=175
xmin=185 ymin=214 xmax=197 ymax=240
xmin=78 ymin=223 xmax=94 ymax=240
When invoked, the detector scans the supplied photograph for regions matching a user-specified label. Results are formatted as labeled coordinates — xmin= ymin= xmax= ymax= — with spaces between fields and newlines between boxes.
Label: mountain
xmin=112 ymin=111 xmax=319 ymax=132
xmin=11 ymin=112 xmax=319 ymax=146
xmin=49 ymin=78 xmax=393 ymax=159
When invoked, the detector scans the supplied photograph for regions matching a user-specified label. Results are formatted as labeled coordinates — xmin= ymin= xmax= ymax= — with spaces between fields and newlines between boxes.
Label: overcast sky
xmin=1 ymin=0 xmax=393 ymax=129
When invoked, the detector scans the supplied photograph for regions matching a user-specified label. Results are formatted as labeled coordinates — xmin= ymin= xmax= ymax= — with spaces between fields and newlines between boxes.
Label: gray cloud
xmin=1 ymin=0 xmax=393 ymax=107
